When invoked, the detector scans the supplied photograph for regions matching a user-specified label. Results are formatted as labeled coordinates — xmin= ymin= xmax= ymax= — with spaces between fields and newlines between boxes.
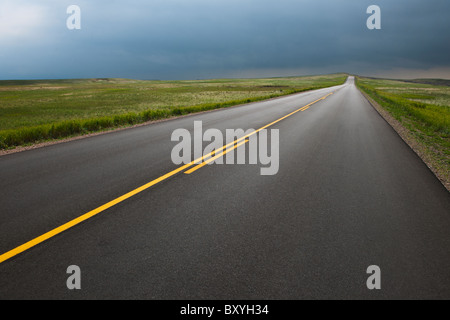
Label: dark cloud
xmin=1 ymin=0 xmax=449 ymax=80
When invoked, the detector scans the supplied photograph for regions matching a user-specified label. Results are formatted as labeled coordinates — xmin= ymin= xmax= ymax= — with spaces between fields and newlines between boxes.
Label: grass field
xmin=356 ymin=77 xmax=450 ymax=187
xmin=0 ymin=74 xmax=347 ymax=150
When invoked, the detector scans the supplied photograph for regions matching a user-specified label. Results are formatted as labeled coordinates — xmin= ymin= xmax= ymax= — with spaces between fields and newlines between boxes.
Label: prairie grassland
xmin=0 ymin=74 xmax=346 ymax=149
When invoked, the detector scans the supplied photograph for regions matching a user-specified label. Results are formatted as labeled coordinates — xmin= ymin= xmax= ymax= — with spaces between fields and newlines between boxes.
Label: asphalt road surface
xmin=1 ymin=77 xmax=449 ymax=299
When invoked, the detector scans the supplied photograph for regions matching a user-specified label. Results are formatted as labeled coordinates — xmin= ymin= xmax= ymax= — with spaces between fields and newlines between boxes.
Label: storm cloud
xmin=1 ymin=0 xmax=449 ymax=80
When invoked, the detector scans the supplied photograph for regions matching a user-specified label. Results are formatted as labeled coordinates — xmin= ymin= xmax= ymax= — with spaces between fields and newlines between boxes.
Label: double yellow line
xmin=0 ymin=92 xmax=333 ymax=264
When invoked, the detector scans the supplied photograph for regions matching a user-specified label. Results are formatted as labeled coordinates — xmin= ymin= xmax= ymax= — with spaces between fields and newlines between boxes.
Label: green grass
xmin=356 ymin=76 xmax=450 ymax=185
xmin=0 ymin=74 xmax=347 ymax=149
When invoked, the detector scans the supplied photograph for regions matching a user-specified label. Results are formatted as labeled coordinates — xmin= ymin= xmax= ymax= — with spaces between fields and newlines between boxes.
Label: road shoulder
xmin=358 ymin=88 xmax=449 ymax=192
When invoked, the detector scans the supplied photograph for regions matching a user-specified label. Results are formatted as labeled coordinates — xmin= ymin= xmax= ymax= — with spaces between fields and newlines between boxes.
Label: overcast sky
xmin=1 ymin=0 xmax=449 ymax=80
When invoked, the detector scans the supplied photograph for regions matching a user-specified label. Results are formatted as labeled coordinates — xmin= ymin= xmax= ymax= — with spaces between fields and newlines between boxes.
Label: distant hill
xmin=402 ymin=79 xmax=450 ymax=87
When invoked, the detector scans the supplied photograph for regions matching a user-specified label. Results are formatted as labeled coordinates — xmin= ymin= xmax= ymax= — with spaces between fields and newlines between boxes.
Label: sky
xmin=1 ymin=0 xmax=449 ymax=80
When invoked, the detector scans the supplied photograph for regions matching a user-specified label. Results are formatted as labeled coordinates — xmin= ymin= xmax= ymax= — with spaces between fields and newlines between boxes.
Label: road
xmin=0 ymin=77 xmax=449 ymax=299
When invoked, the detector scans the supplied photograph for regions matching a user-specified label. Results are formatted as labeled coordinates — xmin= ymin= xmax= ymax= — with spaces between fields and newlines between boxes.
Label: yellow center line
xmin=0 ymin=161 xmax=194 ymax=264
xmin=185 ymin=139 xmax=250 ymax=175
xmin=0 ymin=91 xmax=334 ymax=264
xmin=185 ymin=93 xmax=333 ymax=174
